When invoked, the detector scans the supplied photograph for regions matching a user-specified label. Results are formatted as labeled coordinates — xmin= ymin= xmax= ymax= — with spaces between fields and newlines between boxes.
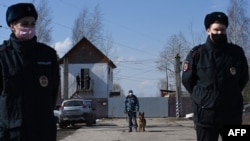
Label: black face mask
xmin=211 ymin=33 xmax=227 ymax=44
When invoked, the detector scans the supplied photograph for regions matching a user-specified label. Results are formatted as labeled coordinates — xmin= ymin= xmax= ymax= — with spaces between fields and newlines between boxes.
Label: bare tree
xmin=72 ymin=5 xmax=104 ymax=46
xmin=99 ymin=31 xmax=117 ymax=59
xmin=72 ymin=4 xmax=121 ymax=93
xmin=156 ymin=32 xmax=190 ymax=85
xmin=227 ymin=0 xmax=250 ymax=103
xmin=112 ymin=83 xmax=125 ymax=97
xmin=32 ymin=0 xmax=53 ymax=44
xmin=227 ymin=0 xmax=250 ymax=54
xmin=188 ymin=22 xmax=206 ymax=47
xmin=157 ymin=79 xmax=175 ymax=97
xmin=156 ymin=32 xmax=190 ymax=92
xmin=72 ymin=5 xmax=117 ymax=59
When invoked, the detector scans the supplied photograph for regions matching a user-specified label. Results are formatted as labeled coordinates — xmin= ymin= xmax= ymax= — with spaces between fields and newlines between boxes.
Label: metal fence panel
xmin=108 ymin=97 xmax=169 ymax=118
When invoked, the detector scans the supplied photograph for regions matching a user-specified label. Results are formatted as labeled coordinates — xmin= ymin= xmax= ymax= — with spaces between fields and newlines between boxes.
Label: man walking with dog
xmin=124 ymin=90 xmax=139 ymax=132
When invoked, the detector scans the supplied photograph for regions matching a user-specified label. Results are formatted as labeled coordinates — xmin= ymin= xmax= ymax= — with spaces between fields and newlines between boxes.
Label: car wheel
xmin=59 ymin=122 xmax=67 ymax=129
xmin=85 ymin=114 xmax=93 ymax=126
xmin=55 ymin=117 xmax=59 ymax=123
xmin=70 ymin=123 xmax=75 ymax=126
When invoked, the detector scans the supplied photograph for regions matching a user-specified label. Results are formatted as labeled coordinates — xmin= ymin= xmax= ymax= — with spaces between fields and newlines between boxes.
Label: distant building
xmin=58 ymin=37 xmax=116 ymax=118
xmin=160 ymin=89 xmax=176 ymax=97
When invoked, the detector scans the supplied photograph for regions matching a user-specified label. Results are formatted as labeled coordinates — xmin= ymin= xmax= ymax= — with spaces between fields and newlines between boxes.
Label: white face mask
xmin=15 ymin=26 xmax=35 ymax=41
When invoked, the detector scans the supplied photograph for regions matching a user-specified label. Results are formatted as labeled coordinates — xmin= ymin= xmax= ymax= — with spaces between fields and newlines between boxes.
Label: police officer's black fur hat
xmin=6 ymin=3 xmax=38 ymax=26
xmin=204 ymin=11 xmax=228 ymax=29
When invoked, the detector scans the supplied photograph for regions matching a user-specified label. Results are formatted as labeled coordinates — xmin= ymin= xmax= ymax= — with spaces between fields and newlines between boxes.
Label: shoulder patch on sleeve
xmin=183 ymin=61 xmax=189 ymax=72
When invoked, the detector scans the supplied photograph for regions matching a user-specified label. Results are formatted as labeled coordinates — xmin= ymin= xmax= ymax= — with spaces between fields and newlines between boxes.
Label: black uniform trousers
xmin=196 ymin=125 xmax=224 ymax=141
xmin=128 ymin=111 xmax=137 ymax=129
xmin=0 ymin=128 xmax=21 ymax=141
xmin=195 ymin=117 xmax=242 ymax=141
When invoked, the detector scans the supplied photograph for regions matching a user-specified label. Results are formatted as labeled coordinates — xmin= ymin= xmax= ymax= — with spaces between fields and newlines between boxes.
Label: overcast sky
xmin=1 ymin=0 xmax=249 ymax=97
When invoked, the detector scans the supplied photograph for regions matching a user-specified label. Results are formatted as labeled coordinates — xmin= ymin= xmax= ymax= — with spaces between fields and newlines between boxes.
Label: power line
xmin=48 ymin=1 xmax=163 ymax=57
xmin=114 ymin=58 xmax=159 ymax=63
xmin=117 ymin=66 xmax=161 ymax=78
xmin=116 ymin=75 xmax=160 ymax=82
xmin=1 ymin=1 xmax=164 ymax=61
xmin=51 ymin=21 xmax=73 ymax=30
xmin=0 ymin=4 xmax=8 ymax=8
xmin=104 ymin=18 xmax=166 ymax=44
xmin=112 ymin=41 xmax=159 ymax=57
xmin=117 ymin=63 xmax=157 ymax=70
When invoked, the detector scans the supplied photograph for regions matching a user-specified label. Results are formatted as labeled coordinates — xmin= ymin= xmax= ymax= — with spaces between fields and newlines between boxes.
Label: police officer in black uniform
xmin=182 ymin=11 xmax=249 ymax=141
xmin=0 ymin=3 xmax=59 ymax=141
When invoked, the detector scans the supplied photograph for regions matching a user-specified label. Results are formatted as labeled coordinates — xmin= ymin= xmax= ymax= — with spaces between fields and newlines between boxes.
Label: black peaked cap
xmin=204 ymin=11 xmax=228 ymax=29
xmin=6 ymin=3 xmax=38 ymax=26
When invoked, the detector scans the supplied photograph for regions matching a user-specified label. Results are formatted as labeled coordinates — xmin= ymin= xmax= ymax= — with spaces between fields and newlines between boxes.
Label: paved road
xmin=57 ymin=118 xmax=197 ymax=141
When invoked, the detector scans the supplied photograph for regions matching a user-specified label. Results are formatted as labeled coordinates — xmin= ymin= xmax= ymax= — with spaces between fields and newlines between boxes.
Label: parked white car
xmin=58 ymin=99 xmax=96 ymax=128
xmin=54 ymin=105 xmax=61 ymax=123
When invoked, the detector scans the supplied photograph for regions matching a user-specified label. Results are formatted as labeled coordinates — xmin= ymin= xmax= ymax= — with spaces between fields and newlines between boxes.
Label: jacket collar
xmin=10 ymin=33 xmax=37 ymax=55
xmin=205 ymin=36 xmax=227 ymax=52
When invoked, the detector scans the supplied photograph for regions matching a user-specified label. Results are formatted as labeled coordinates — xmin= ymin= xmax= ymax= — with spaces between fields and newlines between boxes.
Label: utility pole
xmin=166 ymin=63 xmax=168 ymax=91
xmin=63 ymin=57 xmax=69 ymax=100
xmin=175 ymin=54 xmax=182 ymax=118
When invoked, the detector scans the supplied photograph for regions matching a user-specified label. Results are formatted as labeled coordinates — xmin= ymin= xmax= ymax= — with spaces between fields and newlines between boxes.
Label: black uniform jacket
xmin=0 ymin=34 xmax=60 ymax=141
xmin=182 ymin=37 xmax=249 ymax=127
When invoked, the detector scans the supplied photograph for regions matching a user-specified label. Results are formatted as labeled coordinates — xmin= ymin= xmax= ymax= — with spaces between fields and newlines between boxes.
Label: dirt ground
xmin=56 ymin=114 xmax=250 ymax=141
xmin=242 ymin=114 xmax=250 ymax=125
xmin=57 ymin=118 xmax=196 ymax=141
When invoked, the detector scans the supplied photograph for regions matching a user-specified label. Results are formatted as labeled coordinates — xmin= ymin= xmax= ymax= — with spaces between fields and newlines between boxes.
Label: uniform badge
xmin=230 ymin=67 xmax=236 ymax=75
xmin=183 ymin=61 xmax=189 ymax=72
xmin=39 ymin=75 xmax=49 ymax=87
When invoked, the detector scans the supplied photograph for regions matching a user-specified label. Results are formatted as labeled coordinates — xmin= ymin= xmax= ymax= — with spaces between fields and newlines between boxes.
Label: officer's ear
xmin=10 ymin=22 xmax=16 ymax=32
xmin=206 ymin=28 xmax=211 ymax=34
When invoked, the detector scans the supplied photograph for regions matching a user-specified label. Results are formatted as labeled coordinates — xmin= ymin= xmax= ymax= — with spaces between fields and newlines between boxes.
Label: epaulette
xmin=0 ymin=40 xmax=9 ymax=51
xmin=228 ymin=42 xmax=240 ymax=48
xmin=191 ymin=44 xmax=205 ymax=58
xmin=0 ymin=44 xmax=7 ymax=51
xmin=228 ymin=42 xmax=237 ymax=45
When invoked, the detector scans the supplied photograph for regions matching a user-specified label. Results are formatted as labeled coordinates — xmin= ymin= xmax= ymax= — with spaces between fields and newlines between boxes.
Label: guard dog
xmin=137 ymin=112 xmax=146 ymax=132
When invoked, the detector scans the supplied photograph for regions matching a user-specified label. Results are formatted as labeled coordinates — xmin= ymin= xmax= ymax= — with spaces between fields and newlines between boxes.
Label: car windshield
xmin=64 ymin=101 xmax=82 ymax=107
xmin=85 ymin=101 xmax=92 ymax=107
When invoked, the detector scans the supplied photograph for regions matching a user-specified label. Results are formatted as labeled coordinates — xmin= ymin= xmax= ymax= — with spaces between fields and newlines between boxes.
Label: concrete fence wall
xmin=62 ymin=96 xmax=193 ymax=119
xmin=108 ymin=97 xmax=169 ymax=118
